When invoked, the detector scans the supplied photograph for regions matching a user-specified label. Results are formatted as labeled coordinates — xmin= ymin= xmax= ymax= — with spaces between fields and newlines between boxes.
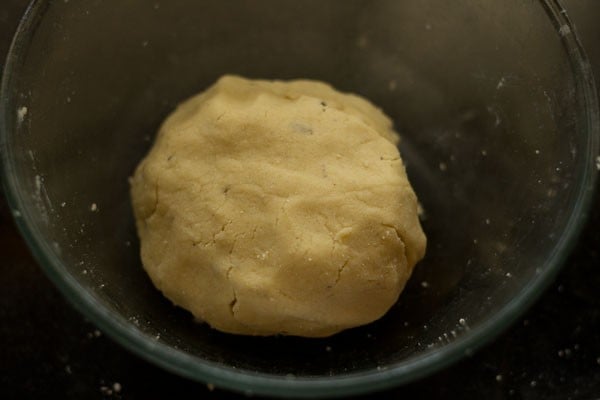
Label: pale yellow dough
xmin=130 ymin=75 xmax=426 ymax=337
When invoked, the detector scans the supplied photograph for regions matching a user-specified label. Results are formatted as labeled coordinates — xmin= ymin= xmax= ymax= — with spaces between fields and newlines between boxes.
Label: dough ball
xmin=130 ymin=75 xmax=426 ymax=337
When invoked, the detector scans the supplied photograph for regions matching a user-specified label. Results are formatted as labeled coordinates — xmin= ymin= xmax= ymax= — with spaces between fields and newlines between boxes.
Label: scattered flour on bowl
xmin=17 ymin=106 xmax=28 ymax=124
xmin=558 ymin=25 xmax=571 ymax=36
xmin=33 ymin=174 xmax=51 ymax=222
xmin=496 ymin=77 xmax=506 ymax=90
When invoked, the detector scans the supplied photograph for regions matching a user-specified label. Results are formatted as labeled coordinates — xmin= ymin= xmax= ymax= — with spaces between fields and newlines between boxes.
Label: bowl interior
xmin=2 ymin=0 xmax=597 ymax=395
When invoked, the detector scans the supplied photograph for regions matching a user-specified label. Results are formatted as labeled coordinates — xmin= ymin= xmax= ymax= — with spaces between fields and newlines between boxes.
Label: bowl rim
xmin=1 ymin=0 xmax=598 ymax=397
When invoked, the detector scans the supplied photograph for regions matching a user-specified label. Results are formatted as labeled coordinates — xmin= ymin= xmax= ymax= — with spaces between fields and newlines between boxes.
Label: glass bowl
xmin=1 ymin=0 xmax=598 ymax=397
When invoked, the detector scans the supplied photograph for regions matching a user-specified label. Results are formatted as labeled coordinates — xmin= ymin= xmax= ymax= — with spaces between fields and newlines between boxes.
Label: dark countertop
xmin=1 ymin=1 xmax=599 ymax=399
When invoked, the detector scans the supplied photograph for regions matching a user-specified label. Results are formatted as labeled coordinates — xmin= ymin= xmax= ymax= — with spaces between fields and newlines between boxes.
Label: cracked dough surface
xmin=130 ymin=75 xmax=426 ymax=337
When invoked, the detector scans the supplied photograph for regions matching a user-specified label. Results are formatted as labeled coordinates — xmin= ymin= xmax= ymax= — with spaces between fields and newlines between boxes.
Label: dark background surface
xmin=1 ymin=1 xmax=599 ymax=399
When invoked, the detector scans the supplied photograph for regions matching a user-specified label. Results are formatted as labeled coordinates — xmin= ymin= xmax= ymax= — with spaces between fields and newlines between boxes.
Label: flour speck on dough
xmin=130 ymin=75 xmax=426 ymax=337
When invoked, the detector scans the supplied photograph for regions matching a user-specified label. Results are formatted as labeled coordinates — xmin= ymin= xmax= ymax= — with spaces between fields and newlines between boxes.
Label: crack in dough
xmin=226 ymin=266 xmax=238 ymax=318
xmin=334 ymin=259 xmax=350 ymax=286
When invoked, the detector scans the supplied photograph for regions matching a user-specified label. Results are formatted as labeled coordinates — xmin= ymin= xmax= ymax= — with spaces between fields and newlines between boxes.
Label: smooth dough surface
xmin=130 ymin=75 xmax=426 ymax=337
